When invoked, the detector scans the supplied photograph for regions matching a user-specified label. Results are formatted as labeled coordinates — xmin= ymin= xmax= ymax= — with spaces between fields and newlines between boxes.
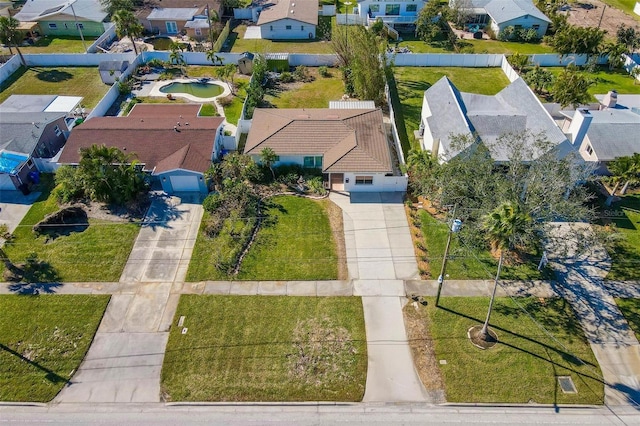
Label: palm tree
xmin=480 ymin=201 xmax=531 ymax=340
xmin=260 ymin=147 xmax=278 ymax=180
xmin=112 ymin=9 xmax=143 ymax=55
xmin=0 ymin=16 xmax=26 ymax=66
xmin=206 ymin=49 xmax=223 ymax=65
xmin=608 ymin=154 xmax=640 ymax=200
xmin=169 ymin=42 xmax=186 ymax=73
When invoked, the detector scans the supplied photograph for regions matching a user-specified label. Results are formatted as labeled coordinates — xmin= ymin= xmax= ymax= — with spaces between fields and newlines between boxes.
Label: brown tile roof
xmin=257 ymin=0 xmax=318 ymax=26
xmin=59 ymin=104 xmax=224 ymax=174
xmin=244 ymin=108 xmax=392 ymax=173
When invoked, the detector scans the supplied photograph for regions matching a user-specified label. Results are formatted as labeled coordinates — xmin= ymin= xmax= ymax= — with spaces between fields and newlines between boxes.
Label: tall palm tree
xmin=480 ymin=201 xmax=531 ymax=340
xmin=0 ymin=16 xmax=26 ymax=66
xmin=112 ymin=9 xmax=143 ymax=55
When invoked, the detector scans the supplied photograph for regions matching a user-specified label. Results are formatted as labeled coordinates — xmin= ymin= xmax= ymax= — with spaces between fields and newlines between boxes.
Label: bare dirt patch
xmin=402 ymin=300 xmax=446 ymax=401
xmin=71 ymin=198 xmax=151 ymax=222
xmin=561 ymin=0 xmax=640 ymax=37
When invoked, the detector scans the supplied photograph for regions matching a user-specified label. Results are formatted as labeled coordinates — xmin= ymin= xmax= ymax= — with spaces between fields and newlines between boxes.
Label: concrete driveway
xmin=329 ymin=192 xmax=427 ymax=402
xmin=0 ymin=190 xmax=41 ymax=233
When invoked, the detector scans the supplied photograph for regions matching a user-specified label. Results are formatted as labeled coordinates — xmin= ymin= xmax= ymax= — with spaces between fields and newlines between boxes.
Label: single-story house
xmin=244 ymin=105 xmax=407 ymax=192
xmin=0 ymin=112 xmax=69 ymax=191
xmin=14 ymin=0 xmax=108 ymax=37
xmin=451 ymin=0 xmax=550 ymax=38
xmin=356 ymin=0 xmax=426 ymax=29
xmin=98 ymin=60 xmax=129 ymax=84
xmin=560 ymin=92 xmax=640 ymax=174
xmin=58 ymin=104 xmax=225 ymax=194
xmin=257 ymin=0 xmax=317 ymax=40
xmin=136 ymin=0 xmax=222 ymax=36
xmin=418 ymin=76 xmax=572 ymax=163
xmin=0 ymin=94 xmax=84 ymax=129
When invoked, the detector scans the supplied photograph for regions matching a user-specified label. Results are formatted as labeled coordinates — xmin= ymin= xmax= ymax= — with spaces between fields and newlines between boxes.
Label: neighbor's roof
xmin=147 ymin=7 xmax=198 ymax=20
xmin=98 ymin=60 xmax=129 ymax=72
xmin=424 ymin=77 xmax=568 ymax=161
xmin=59 ymin=104 xmax=224 ymax=174
xmin=0 ymin=95 xmax=83 ymax=113
xmin=184 ymin=17 xmax=210 ymax=28
xmin=244 ymin=108 xmax=392 ymax=173
xmin=14 ymin=0 xmax=107 ymax=22
xmin=0 ymin=112 xmax=66 ymax=156
xmin=483 ymin=0 xmax=550 ymax=24
xmin=136 ymin=0 xmax=219 ymax=20
xmin=329 ymin=100 xmax=376 ymax=110
xmin=257 ymin=0 xmax=318 ymax=26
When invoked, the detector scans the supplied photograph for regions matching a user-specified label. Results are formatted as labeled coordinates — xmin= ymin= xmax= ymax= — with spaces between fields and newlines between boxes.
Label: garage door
xmin=0 ymin=173 xmax=16 ymax=191
xmin=170 ymin=175 xmax=200 ymax=192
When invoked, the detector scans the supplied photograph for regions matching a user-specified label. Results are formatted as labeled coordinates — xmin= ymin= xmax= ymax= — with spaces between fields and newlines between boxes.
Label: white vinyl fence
xmin=87 ymin=23 xmax=117 ymax=53
xmin=392 ymin=53 xmax=504 ymax=67
xmin=0 ymin=55 xmax=22 ymax=85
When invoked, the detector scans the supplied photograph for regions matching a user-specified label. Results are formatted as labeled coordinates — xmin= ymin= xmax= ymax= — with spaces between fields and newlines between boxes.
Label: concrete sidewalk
xmin=547 ymin=222 xmax=640 ymax=407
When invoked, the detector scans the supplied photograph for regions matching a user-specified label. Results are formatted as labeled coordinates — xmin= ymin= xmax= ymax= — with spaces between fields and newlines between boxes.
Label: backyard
xmin=161 ymin=295 xmax=367 ymax=401
xmin=186 ymin=196 xmax=343 ymax=281
xmin=0 ymin=295 xmax=110 ymax=402
xmin=390 ymin=66 xmax=511 ymax=153
xmin=416 ymin=296 xmax=604 ymax=404
xmin=543 ymin=66 xmax=640 ymax=103
xmin=265 ymin=67 xmax=345 ymax=108
xmin=0 ymin=66 xmax=109 ymax=108
xmin=398 ymin=34 xmax=554 ymax=55
xmin=0 ymin=176 xmax=141 ymax=282
xmin=226 ymin=22 xmax=334 ymax=54
xmin=0 ymin=36 xmax=97 ymax=55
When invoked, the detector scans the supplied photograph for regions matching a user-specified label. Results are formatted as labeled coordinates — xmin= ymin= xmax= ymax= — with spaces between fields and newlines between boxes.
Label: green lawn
xmin=265 ymin=68 xmax=344 ymax=108
xmin=187 ymin=196 xmax=339 ymax=281
xmin=615 ymin=298 xmax=640 ymax=341
xmin=0 ymin=66 xmax=109 ymax=108
xmin=399 ymin=34 xmax=554 ymax=54
xmin=600 ymin=0 xmax=640 ymax=20
xmin=420 ymin=211 xmax=545 ymax=280
xmin=423 ymin=297 xmax=604 ymax=404
xmin=223 ymin=76 xmax=250 ymax=125
xmin=227 ymin=25 xmax=334 ymax=54
xmin=0 ymin=176 xmax=140 ymax=282
xmin=544 ymin=66 xmax=640 ymax=103
xmin=0 ymin=295 xmax=109 ymax=402
xmin=392 ymin=66 xmax=511 ymax=152
xmin=161 ymin=295 xmax=367 ymax=401
xmin=602 ymin=194 xmax=640 ymax=280
xmin=0 ymin=36 xmax=98 ymax=55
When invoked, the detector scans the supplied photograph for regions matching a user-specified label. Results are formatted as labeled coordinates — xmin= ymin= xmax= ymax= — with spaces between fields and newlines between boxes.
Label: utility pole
xmin=69 ymin=0 xmax=87 ymax=53
xmin=435 ymin=205 xmax=461 ymax=307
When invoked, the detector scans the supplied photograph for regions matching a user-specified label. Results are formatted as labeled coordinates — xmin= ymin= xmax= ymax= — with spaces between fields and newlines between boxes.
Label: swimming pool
xmin=160 ymin=82 xmax=225 ymax=98
xmin=0 ymin=151 xmax=28 ymax=174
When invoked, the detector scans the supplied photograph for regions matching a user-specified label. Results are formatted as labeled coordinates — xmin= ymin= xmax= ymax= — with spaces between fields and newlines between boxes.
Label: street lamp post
xmin=435 ymin=210 xmax=461 ymax=307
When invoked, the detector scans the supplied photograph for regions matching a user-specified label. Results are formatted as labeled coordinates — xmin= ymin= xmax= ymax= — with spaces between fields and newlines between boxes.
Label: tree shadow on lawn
xmin=0 ymin=342 xmax=69 ymax=385
xmin=5 ymin=254 xmax=62 ymax=294
xmin=35 ymin=69 xmax=73 ymax=82
xmin=436 ymin=303 xmax=603 ymax=380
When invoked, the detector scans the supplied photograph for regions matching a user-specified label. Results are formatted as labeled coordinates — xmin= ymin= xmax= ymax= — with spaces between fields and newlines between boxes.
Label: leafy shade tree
xmin=616 ymin=24 xmax=640 ymax=54
xmin=405 ymin=148 xmax=440 ymax=195
xmin=479 ymin=201 xmax=532 ymax=341
xmin=100 ymin=0 xmax=134 ymax=16
xmin=112 ymin=9 xmax=143 ymax=55
xmin=550 ymin=64 xmax=593 ymax=108
xmin=0 ymin=16 xmax=25 ymax=65
xmin=415 ymin=0 xmax=442 ymax=42
xmin=259 ymin=147 xmax=278 ymax=180
xmin=548 ymin=25 xmax=605 ymax=61
xmin=56 ymin=145 xmax=147 ymax=205
xmin=244 ymin=54 xmax=267 ymax=119
xmin=523 ymin=65 xmax=554 ymax=94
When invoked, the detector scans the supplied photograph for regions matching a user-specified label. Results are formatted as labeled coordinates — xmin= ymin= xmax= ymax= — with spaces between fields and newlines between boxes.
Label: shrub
xmin=293 ymin=65 xmax=310 ymax=82
xmin=280 ymin=71 xmax=294 ymax=83
xmin=307 ymin=176 xmax=326 ymax=195
xmin=147 ymin=58 xmax=165 ymax=68
xmin=117 ymin=78 xmax=133 ymax=95
xmin=318 ymin=66 xmax=330 ymax=77
xmin=218 ymin=95 xmax=233 ymax=107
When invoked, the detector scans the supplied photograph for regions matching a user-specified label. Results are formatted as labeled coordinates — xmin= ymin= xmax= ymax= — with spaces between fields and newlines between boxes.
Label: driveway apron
xmin=546 ymin=222 xmax=640 ymax=407
xmin=55 ymin=196 xmax=202 ymax=403
xmin=330 ymin=192 xmax=427 ymax=402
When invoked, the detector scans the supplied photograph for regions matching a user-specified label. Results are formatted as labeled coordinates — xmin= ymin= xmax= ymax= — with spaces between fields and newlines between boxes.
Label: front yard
xmin=615 ymin=298 xmax=640 ymax=341
xmin=0 ymin=295 xmax=110 ymax=402
xmin=391 ymin=66 xmax=511 ymax=152
xmin=411 ymin=297 xmax=604 ymax=404
xmin=0 ymin=66 xmax=109 ymax=108
xmin=601 ymin=194 xmax=640 ymax=281
xmin=1 ymin=176 xmax=141 ymax=282
xmin=187 ymin=195 xmax=343 ymax=281
xmin=161 ymin=295 xmax=367 ymax=401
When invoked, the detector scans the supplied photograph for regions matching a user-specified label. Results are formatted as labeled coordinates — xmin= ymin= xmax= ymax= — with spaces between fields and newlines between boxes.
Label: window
xmin=26 ymin=158 xmax=34 ymax=168
xmin=301 ymin=25 xmax=304 ymax=31
xmin=355 ymin=176 xmax=373 ymax=185
xmin=369 ymin=4 xmax=379 ymax=12
xmin=54 ymin=125 xmax=62 ymax=137
xmin=76 ymin=23 xmax=84 ymax=29
xmin=195 ymin=28 xmax=202 ymax=36
xmin=406 ymin=4 xmax=417 ymax=12
xmin=303 ymin=156 xmax=322 ymax=168
xmin=48 ymin=23 xmax=57 ymax=29
xmin=270 ymin=25 xmax=273 ymax=31
xmin=532 ymin=24 xmax=540 ymax=30
xmin=385 ymin=4 xmax=400 ymax=15
xmin=586 ymin=144 xmax=594 ymax=155
xmin=286 ymin=25 xmax=292 ymax=30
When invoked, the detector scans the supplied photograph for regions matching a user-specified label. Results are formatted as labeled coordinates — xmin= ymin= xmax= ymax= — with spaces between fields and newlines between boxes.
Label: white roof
xmin=44 ymin=96 xmax=83 ymax=112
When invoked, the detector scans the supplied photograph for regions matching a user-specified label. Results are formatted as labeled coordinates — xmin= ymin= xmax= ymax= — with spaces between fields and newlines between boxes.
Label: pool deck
xmin=147 ymin=78 xmax=231 ymax=103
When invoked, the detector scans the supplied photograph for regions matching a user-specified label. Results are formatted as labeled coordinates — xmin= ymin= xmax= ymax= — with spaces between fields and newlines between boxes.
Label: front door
xmin=330 ymin=173 xmax=344 ymax=191
xmin=166 ymin=21 xmax=178 ymax=34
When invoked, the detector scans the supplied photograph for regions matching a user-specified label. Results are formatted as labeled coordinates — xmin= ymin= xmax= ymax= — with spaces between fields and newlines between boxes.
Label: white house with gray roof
xmin=560 ymin=92 xmax=640 ymax=174
xmin=417 ymin=76 xmax=572 ymax=162
xmin=257 ymin=0 xmax=317 ymax=39
xmin=451 ymin=0 xmax=550 ymax=38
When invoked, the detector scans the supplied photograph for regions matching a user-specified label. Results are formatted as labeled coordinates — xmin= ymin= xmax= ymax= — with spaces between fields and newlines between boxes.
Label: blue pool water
xmin=0 ymin=151 xmax=28 ymax=174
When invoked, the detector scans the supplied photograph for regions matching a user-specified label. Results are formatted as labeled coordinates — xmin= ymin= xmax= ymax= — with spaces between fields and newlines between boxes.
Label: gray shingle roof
xmin=14 ymin=0 xmax=107 ymax=22
xmin=147 ymin=7 xmax=198 ymax=20
xmin=482 ymin=0 xmax=550 ymax=24
xmin=0 ymin=112 xmax=65 ymax=156
xmin=583 ymin=109 xmax=640 ymax=161
xmin=423 ymin=77 xmax=568 ymax=161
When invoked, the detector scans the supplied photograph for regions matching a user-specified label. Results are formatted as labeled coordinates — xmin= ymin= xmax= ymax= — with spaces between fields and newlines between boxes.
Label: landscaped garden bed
xmin=161 ymin=295 xmax=367 ymax=401
xmin=0 ymin=295 xmax=110 ymax=402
